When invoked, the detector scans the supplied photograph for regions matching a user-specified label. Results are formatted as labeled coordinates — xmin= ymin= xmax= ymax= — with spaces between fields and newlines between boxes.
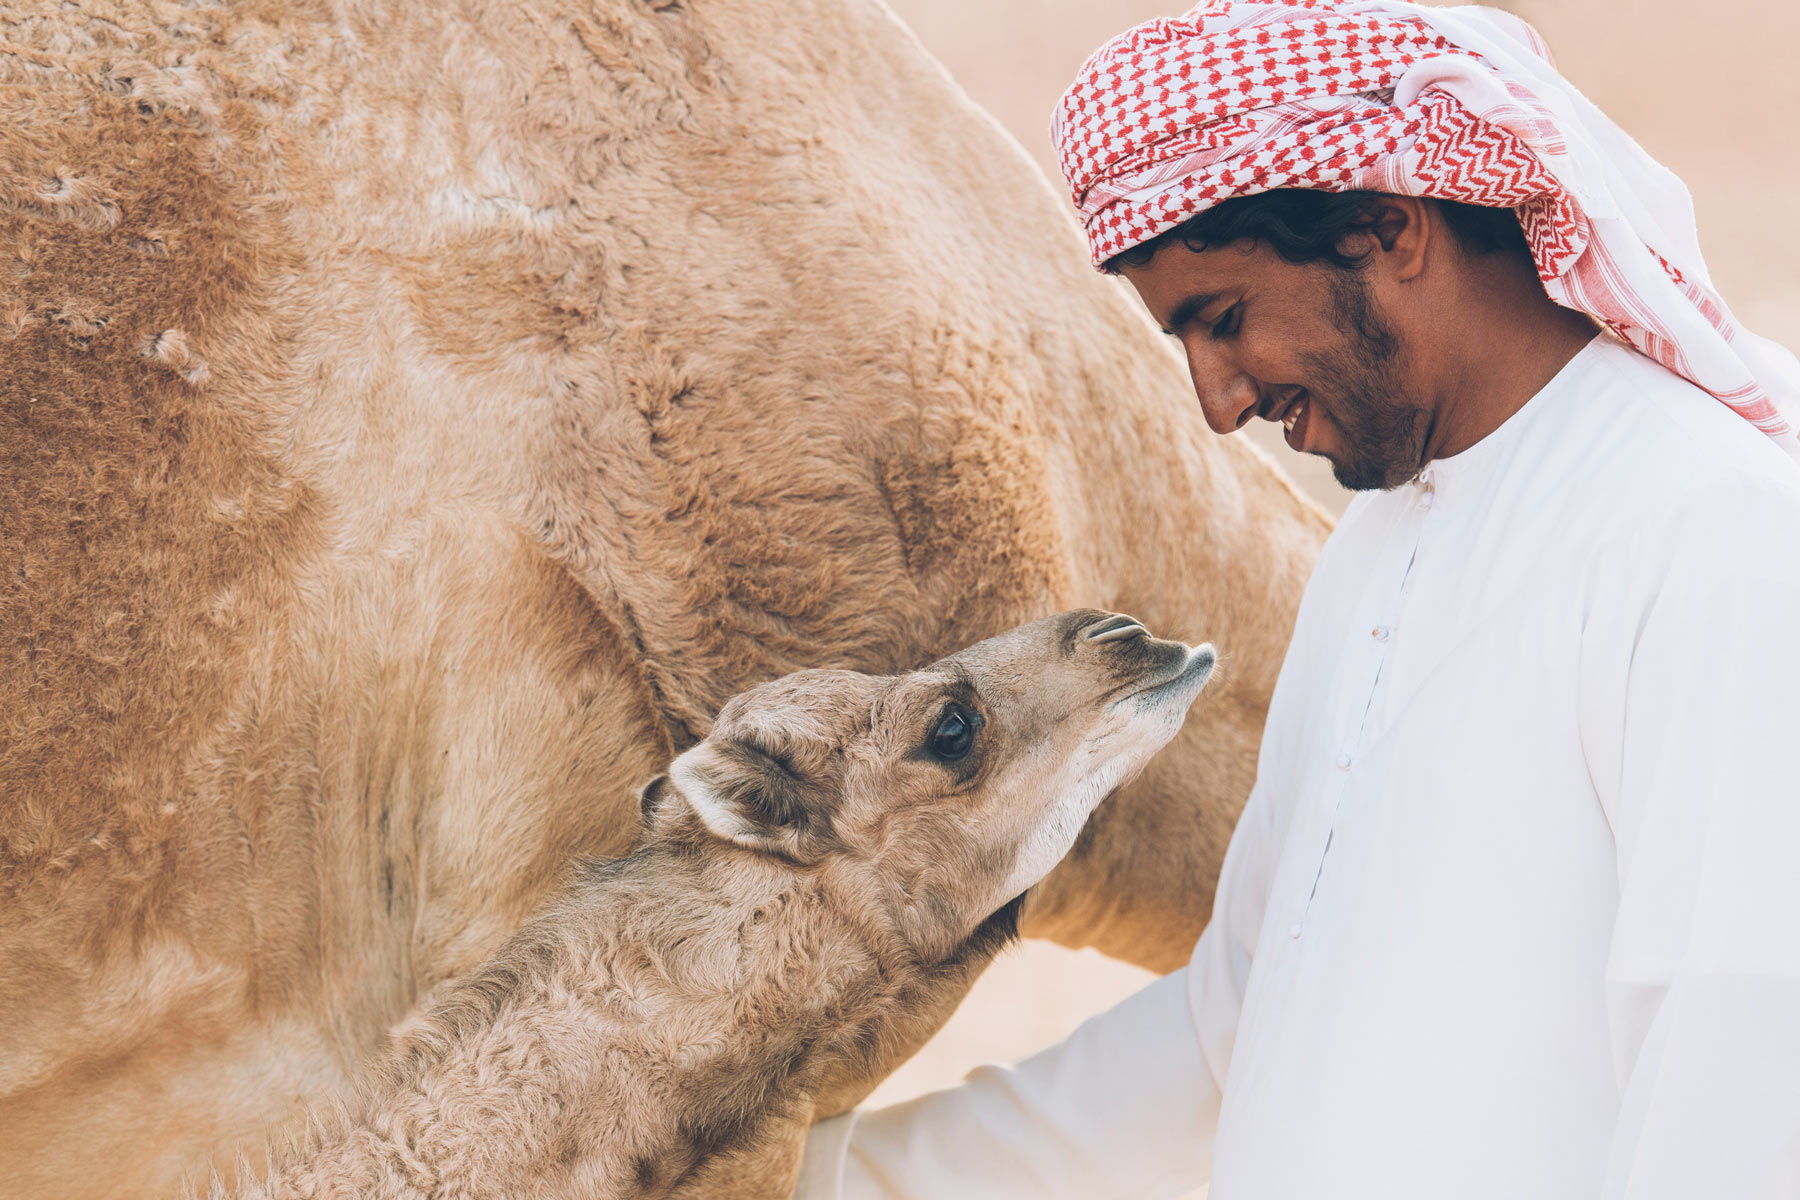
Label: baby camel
xmin=222 ymin=610 xmax=1216 ymax=1199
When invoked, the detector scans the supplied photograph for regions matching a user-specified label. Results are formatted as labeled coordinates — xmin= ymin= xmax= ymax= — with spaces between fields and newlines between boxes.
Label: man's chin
xmin=1327 ymin=453 xmax=1410 ymax=493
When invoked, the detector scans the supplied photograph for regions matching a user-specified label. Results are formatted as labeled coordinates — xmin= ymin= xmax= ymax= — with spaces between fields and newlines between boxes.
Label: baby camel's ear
xmin=637 ymin=774 xmax=673 ymax=826
xmin=665 ymin=737 xmax=832 ymax=860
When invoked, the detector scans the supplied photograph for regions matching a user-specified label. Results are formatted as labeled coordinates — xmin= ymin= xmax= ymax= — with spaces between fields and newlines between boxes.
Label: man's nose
xmin=1184 ymin=342 xmax=1259 ymax=435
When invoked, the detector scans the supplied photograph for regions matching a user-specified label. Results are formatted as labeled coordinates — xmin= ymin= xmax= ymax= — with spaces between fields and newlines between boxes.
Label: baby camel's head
xmin=640 ymin=610 xmax=1215 ymax=962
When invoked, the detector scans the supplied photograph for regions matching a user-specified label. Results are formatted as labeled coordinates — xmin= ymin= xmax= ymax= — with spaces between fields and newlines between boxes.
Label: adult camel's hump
xmin=0 ymin=0 xmax=1327 ymax=1194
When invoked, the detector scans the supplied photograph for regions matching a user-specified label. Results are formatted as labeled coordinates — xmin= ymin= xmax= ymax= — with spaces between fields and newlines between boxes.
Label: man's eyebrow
xmin=1161 ymin=291 xmax=1226 ymax=336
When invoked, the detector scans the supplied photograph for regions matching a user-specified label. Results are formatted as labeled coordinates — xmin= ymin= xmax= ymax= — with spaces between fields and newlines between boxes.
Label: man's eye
xmin=1209 ymin=305 xmax=1241 ymax=339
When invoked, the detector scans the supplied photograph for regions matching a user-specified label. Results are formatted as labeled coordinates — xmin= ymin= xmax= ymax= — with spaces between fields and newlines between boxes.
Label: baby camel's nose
xmin=1081 ymin=612 xmax=1150 ymax=644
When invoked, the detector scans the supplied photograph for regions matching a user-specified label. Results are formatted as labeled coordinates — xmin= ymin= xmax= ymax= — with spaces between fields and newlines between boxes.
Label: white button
xmin=1335 ymin=752 xmax=1353 ymax=771
xmin=1419 ymin=489 xmax=1435 ymax=510
xmin=1371 ymin=625 xmax=1391 ymax=642
xmin=1287 ymin=922 xmax=1303 ymax=939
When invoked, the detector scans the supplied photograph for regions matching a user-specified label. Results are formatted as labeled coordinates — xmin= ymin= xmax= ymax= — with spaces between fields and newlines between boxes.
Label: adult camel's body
xmin=0 ymin=0 xmax=1328 ymax=1194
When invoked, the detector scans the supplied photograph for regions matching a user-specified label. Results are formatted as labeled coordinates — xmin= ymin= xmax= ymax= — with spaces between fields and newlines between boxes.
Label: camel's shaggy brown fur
xmin=0 ymin=0 xmax=1328 ymax=1194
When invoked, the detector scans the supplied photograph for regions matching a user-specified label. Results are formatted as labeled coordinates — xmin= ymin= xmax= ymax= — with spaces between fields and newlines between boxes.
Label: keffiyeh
xmin=1052 ymin=0 xmax=1800 ymax=455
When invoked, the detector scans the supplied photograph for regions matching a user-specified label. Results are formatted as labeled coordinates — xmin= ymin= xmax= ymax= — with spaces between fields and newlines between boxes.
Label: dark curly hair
xmin=1102 ymin=189 xmax=1531 ymax=274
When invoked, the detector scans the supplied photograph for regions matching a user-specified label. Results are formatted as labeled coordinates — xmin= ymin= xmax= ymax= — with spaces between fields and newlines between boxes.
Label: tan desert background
xmin=862 ymin=0 xmax=1800 ymax=1166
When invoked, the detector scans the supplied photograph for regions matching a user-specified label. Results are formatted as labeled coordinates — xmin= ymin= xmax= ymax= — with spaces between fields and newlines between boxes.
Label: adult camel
xmin=0 ymin=0 xmax=1328 ymax=1194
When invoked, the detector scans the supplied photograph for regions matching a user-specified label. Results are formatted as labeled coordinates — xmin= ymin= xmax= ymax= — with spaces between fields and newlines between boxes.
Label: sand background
xmin=857 ymin=0 xmax=1800 ymax=1169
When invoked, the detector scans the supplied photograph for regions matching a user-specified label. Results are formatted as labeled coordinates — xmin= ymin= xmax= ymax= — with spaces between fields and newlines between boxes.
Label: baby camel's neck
xmin=230 ymin=845 xmax=892 ymax=1200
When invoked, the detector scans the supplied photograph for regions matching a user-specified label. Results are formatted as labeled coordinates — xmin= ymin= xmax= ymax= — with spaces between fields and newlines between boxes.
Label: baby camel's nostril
xmin=1084 ymin=613 xmax=1149 ymax=644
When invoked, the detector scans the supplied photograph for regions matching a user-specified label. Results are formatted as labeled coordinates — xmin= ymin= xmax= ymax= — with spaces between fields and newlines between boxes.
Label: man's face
xmin=1121 ymin=239 xmax=1429 ymax=491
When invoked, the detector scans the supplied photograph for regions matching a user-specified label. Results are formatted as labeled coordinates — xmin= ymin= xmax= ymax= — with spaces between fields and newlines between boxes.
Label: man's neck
xmin=1422 ymin=259 xmax=1600 ymax=463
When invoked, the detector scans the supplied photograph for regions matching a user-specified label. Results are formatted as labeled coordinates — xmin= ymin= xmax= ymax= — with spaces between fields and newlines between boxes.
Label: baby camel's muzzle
xmin=1075 ymin=611 xmax=1217 ymax=709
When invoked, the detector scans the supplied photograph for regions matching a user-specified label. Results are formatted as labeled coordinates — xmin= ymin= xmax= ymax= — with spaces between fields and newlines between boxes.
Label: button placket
xmin=1296 ymin=490 xmax=1430 ymax=935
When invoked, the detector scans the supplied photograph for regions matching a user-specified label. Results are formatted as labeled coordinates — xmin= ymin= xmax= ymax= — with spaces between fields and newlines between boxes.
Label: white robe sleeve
xmin=1581 ymin=481 xmax=1800 ymax=1198
xmin=791 ymin=968 xmax=1214 ymax=1200
xmin=791 ymin=773 xmax=1288 ymax=1200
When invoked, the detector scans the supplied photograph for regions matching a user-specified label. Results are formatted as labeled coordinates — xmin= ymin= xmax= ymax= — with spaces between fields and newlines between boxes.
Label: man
xmin=795 ymin=3 xmax=1800 ymax=1197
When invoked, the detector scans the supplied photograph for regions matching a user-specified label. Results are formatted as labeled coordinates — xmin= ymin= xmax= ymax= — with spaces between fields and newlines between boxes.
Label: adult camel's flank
xmin=0 ymin=0 xmax=1328 ymax=1194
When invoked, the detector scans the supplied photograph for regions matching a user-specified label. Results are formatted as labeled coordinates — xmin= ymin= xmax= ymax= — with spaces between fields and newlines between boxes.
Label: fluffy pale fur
xmin=214 ymin=611 xmax=1214 ymax=1199
xmin=0 ymin=0 xmax=1328 ymax=1194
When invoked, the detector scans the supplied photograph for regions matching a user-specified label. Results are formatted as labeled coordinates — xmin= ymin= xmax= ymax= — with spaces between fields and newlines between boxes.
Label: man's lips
xmin=1259 ymin=389 xmax=1311 ymax=453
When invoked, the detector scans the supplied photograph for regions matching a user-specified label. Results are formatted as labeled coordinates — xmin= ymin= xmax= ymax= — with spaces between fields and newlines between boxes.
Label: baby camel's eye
xmin=928 ymin=704 xmax=982 ymax=763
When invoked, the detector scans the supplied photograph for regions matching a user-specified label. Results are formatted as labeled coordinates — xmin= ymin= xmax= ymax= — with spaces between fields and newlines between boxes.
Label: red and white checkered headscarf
xmin=1053 ymin=0 xmax=1800 ymax=456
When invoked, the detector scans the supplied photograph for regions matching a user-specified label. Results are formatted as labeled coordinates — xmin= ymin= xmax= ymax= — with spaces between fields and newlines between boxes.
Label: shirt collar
xmin=1406 ymin=333 xmax=1610 ymax=509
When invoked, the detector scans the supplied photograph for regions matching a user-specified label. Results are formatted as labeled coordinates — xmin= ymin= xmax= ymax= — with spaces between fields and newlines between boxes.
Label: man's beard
xmin=1303 ymin=268 xmax=1427 ymax=492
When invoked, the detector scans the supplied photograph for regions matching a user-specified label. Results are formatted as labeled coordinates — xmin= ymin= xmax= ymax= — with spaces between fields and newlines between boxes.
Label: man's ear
xmin=1363 ymin=194 xmax=1432 ymax=283
xmin=665 ymin=737 xmax=832 ymax=859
